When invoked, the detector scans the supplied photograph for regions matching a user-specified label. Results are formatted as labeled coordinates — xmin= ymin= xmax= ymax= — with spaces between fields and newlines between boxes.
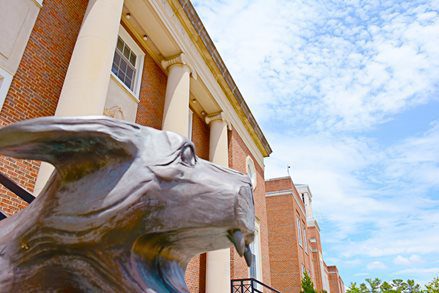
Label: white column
xmin=205 ymin=112 xmax=231 ymax=293
xmin=55 ymin=0 xmax=124 ymax=116
xmin=161 ymin=53 xmax=195 ymax=137
xmin=34 ymin=0 xmax=124 ymax=194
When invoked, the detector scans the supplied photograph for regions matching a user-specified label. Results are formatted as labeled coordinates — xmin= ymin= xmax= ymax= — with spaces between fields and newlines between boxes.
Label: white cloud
xmin=354 ymin=272 xmax=370 ymax=277
xmin=394 ymin=255 xmax=423 ymax=266
xmin=367 ymin=261 xmax=387 ymax=270
xmin=395 ymin=267 xmax=439 ymax=275
xmin=264 ymin=120 xmax=439 ymax=268
xmin=194 ymin=0 xmax=439 ymax=132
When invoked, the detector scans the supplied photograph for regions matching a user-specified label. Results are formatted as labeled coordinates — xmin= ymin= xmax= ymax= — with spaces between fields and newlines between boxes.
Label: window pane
xmin=129 ymin=52 xmax=136 ymax=66
xmin=112 ymin=36 xmax=138 ymax=91
xmin=123 ymin=45 xmax=130 ymax=60
xmin=117 ymin=37 xmax=123 ymax=51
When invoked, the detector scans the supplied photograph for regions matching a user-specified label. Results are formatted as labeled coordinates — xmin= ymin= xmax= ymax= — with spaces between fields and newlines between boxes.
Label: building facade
xmin=266 ymin=177 xmax=315 ymax=292
xmin=0 ymin=0 xmax=273 ymax=292
xmin=266 ymin=178 xmax=345 ymax=293
xmin=328 ymin=266 xmax=346 ymax=293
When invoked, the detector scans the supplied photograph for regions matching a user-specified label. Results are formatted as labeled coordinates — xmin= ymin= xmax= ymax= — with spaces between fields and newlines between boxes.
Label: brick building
xmin=0 ymin=0 xmax=273 ymax=292
xmin=266 ymin=178 xmax=345 ymax=293
xmin=266 ymin=177 xmax=315 ymax=292
xmin=328 ymin=266 xmax=345 ymax=293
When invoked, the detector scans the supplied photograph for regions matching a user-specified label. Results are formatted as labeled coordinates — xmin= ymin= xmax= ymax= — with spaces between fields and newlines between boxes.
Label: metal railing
xmin=231 ymin=278 xmax=281 ymax=293
xmin=0 ymin=172 xmax=35 ymax=219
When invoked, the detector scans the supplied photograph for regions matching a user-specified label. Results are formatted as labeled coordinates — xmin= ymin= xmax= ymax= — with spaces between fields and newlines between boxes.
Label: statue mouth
xmin=227 ymin=229 xmax=254 ymax=267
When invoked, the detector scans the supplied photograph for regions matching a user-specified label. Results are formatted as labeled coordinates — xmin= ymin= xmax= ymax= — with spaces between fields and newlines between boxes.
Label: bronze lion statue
xmin=0 ymin=117 xmax=255 ymax=292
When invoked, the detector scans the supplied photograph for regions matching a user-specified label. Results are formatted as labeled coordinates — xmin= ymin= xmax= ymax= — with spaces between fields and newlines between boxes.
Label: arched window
xmin=246 ymin=156 xmax=257 ymax=190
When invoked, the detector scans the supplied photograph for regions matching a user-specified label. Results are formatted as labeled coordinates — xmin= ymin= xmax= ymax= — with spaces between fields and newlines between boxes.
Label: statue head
xmin=0 ymin=116 xmax=255 ymax=292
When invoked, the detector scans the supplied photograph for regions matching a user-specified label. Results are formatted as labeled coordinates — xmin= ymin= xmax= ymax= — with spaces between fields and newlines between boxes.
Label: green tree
xmin=381 ymin=281 xmax=395 ymax=293
xmin=406 ymin=279 xmax=422 ymax=293
xmin=301 ymin=271 xmax=316 ymax=293
xmin=425 ymin=277 xmax=439 ymax=293
xmin=366 ymin=278 xmax=382 ymax=293
xmin=360 ymin=283 xmax=370 ymax=293
xmin=392 ymin=279 xmax=408 ymax=293
xmin=346 ymin=282 xmax=362 ymax=293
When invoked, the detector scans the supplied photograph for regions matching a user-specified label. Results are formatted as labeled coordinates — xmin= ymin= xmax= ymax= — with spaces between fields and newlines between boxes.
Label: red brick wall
xmin=266 ymin=195 xmax=300 ymax=292
xmin=266 ymin=177 xmax=314 ymax=293
xmin=328 ymin=266 xmax=344 ymax=293
xmin=308 ymin=225 xmax=324 ymax=291
xmin=191 ymin=112 xmax=209 ymax=160
xmin=0 ymin=0 xmax=88 ymax=215
xmin=135 ymin=52 xmax=167 ymax=129
xmin=228 ymin=128 xmax=271 ymax=286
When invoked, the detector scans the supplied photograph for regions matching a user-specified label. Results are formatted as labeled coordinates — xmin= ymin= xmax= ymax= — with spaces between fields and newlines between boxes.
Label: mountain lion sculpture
xmin=0 ymin=116 xmax=255 ymax=292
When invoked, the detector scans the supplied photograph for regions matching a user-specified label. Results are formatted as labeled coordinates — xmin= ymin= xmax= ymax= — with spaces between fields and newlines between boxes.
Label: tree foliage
xmin=301 ymin=271 xmax=316 ymax=293
xmin=346 ymin=276 xmax=438 ymax=293
xmin=425 ymin=277 xmax=439 ymax=293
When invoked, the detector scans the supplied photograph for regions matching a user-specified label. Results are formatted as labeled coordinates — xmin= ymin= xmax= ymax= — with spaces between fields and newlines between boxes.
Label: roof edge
xmin=172 ymin=0 xmax=272 ymax=157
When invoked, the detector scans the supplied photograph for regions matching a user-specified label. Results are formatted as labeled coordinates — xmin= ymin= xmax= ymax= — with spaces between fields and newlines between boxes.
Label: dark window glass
xmin=112 ymin=37 xmax=137 ymax=91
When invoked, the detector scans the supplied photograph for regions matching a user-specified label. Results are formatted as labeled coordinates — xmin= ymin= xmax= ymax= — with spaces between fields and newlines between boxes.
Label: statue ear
xmin=0 ymin=116 xmax=138 ymax=169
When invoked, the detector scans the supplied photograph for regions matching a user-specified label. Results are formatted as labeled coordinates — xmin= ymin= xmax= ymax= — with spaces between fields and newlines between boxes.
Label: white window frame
xmin=249 ymin=219 xmax=262 ymax=283
xmin=297 ymin=217 xmax=302 ymax=247
xmin=111 ymin=26 xmax=145 ymax=100
xmin=0 ymin=67 xmax=13 ymax=111
xmin=245 ymin=156 xmax=257 ymax=190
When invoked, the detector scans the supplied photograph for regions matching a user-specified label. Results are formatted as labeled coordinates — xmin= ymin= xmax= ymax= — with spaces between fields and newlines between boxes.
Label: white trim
xmin=188 ymin=109 xmax=193 ymax=140
xmin=109 ymin=73 xmax=140 ymax=103
xmin=0 ymin=67 xmax=13 ymax=111
xmin=249 ymin=219 xmax=263 ymax=283
xmin=112 ymin=26 xmax=145 ymax=99
xmin=266 ymin=189 xmax=306 ymax=216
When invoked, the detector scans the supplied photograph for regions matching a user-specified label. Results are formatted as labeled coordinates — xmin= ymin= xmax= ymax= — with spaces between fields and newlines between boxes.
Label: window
xmin=249 ymin=220 xmax=262 ymax=284
xmin=0 ymin=67 xmax=13 ymax=111
xmin=301 ymin=193 xmax=305 ymax=203
xmin=297 ymin=217 xmax=302 ymax=247
xmin=111 ymin=26 xmax=144 ymax=97
xmin=246 ymin=156 xmax=257 ymax=190
xmin=303 ymin=227 xmax=308 ymax=253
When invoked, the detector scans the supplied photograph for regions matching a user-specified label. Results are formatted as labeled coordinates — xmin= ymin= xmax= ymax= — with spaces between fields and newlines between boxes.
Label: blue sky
xmin=192 ymin=0 xmax=439 ymax=286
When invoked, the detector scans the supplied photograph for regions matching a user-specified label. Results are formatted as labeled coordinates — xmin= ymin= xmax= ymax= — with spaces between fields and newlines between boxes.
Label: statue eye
xmin=181 ymin=145 xmax=196 ymax=166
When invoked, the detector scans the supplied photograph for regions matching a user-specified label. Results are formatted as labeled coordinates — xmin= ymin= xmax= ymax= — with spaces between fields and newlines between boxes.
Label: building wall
xmin=266 ymin=194 xmax=300 ymax=292
xmin=229 ymin=128 xmax=271 ymax=286
xmin=308 ymin=225 xmax=324 ymax=291
xmin=328 ymin=266 xmax=345 ymax=293
xmin=135 ymin=51 xmax=167 ymax=130
xmin=0 ymin=0 xmax=88 ymax=215
xmin=266 ymin=177 xmax=314 ymax=293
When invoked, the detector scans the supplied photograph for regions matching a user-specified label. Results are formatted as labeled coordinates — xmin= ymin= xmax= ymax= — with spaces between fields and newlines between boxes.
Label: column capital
xmin=161 ymin=53 xmax=197 ymax=79
xmin=205 ymin=111 xmax=231 ymax=130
